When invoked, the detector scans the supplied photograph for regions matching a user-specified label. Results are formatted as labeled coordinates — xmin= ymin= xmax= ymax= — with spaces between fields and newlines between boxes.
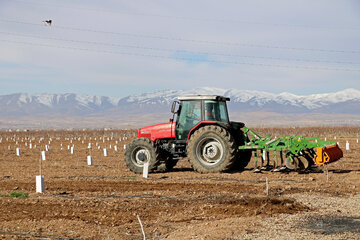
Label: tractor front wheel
xmin=187 ymin=125 xmax=237 ymax=173
xmin=124 ymin=138 xmax=160 ymax=173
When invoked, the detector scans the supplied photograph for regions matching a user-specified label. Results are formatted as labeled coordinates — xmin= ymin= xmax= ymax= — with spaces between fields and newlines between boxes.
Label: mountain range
xmin=0 ymin=87 xmax=359 ymax=129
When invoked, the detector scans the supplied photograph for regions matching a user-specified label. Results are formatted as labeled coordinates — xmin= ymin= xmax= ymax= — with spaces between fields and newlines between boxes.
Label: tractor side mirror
xmin=171 ymin=101 xmax=178 ymax=113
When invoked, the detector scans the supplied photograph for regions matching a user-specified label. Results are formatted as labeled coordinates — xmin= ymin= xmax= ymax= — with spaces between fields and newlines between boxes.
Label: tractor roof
xmin=178 ymin=95 xmax=230 ymax=101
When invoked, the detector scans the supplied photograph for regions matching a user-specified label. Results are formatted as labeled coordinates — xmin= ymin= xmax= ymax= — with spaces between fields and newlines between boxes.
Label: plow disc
xmin=238 ymin=127 xmax=344 ymax=171
xmin=314 ymin=145 xmax=343 ymax=165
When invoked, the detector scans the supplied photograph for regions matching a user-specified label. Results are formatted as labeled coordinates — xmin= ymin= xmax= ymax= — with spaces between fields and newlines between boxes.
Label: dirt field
xmin=0 ymin=127 xmax=359 ymax=240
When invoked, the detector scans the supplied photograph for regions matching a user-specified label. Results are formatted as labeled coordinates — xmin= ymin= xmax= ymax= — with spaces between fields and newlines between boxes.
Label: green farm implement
xmin=239 ymin=127 xmax=343 ymax=171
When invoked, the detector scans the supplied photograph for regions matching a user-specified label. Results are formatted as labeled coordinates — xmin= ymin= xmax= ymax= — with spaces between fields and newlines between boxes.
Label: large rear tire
xmin=124 ymin=138 xmax=161 ymax=173
xmin=187 ymin=125 xmax=237 ymax=173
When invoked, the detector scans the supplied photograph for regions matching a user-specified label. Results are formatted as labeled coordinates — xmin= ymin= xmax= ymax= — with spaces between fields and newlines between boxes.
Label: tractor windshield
xmin=204 ymin=100 xmax=229 ymax=122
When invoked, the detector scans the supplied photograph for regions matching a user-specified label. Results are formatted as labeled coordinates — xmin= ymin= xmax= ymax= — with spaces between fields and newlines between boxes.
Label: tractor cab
xmin=172 ymin=95 xmax=230 ymax=141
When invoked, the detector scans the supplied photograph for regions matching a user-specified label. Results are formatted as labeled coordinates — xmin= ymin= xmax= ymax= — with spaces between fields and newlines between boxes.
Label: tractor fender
xmin=186 ymin=121 xmax=228 ymax=142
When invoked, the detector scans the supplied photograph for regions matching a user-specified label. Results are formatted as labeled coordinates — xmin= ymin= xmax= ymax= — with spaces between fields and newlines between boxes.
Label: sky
xmin=0 ymin=0 xmax=359 ymax=97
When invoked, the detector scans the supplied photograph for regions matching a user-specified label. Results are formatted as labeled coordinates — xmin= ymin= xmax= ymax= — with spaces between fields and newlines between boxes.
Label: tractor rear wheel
xmin=187 ymin=125 xmax=237 ymax=173
xmin=124 ymin=138 xmax=161 ymax=173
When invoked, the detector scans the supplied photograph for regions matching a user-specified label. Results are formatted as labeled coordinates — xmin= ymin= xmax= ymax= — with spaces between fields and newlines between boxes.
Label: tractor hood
xmin=138 ymin=122 xmax=176 ymax=141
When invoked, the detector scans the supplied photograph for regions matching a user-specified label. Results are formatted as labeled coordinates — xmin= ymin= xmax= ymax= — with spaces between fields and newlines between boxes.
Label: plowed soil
xmin=0 ymin=128 xmax=359 ymax=239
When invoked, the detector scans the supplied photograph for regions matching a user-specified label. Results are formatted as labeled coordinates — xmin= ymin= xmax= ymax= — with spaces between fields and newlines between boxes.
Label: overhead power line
xmin=0 ymin=31 xmax=358 ymax=65
xmin=1 ymin=19 xmax=359 ymax=54
xmin=1 ymin=38 xmax=359 ymax=72
xmin=8 ymin=0 xmax=360 ymax=31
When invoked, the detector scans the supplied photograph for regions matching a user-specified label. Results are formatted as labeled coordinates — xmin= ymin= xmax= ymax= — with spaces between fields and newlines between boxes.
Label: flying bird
xmin=43 ymin=20 xmax=52 ymax=26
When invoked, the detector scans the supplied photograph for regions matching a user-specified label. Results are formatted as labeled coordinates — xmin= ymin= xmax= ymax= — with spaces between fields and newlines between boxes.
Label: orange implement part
xmin=314 ymin=145 xmax=343 ymax=165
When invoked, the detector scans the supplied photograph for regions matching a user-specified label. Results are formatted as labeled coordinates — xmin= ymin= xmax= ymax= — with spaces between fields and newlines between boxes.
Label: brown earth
xmin=0 ymin=127 xmax=359 ymax=239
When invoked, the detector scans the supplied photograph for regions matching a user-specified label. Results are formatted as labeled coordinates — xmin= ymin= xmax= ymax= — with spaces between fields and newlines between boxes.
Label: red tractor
xmin=124 ymin=95 xmax=251 ymax=173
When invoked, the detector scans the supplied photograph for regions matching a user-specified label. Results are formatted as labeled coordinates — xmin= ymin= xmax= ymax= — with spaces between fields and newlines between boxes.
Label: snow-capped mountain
xmin=0 ymin=93 xmax=120 ymax=116
xmin=118 ymin=87 xmax=360 ymax=114
xmin=0 ymin=88 xmax=359 ymax=118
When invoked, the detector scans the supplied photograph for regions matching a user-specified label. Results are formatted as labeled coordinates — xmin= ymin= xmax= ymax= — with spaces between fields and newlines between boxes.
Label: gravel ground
xmin=0 ymin=129 xmax=359 ymax=239
xmin=240 ymin=193 xmax=360 ymax=240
